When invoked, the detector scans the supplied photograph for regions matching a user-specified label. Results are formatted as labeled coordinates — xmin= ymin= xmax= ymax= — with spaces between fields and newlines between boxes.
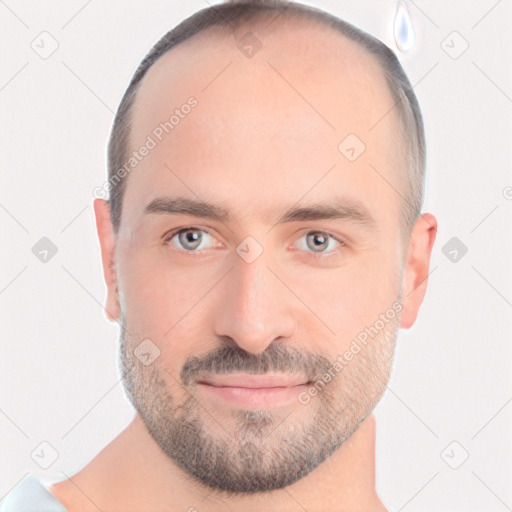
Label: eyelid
xmin=163 ymin=225 xmax=212 ymax=241
xmin=291 ymin=230 xmax=345 ymax=257
xmin=164 ymin=226 xmax=221 ymax=253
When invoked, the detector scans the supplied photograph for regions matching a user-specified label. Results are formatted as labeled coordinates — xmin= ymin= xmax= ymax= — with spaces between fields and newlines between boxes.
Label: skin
xmin=50 ymin=17 xmax=436 ymax=512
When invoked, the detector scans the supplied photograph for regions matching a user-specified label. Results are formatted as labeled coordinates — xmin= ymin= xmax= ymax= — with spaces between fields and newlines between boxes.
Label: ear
xmin=400 ymin=213 xmax=437 ymax=329
xmin=93 ymin=198 xmax=121 ymax=322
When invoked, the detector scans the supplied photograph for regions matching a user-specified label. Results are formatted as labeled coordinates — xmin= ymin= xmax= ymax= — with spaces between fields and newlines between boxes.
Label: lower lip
xmin=197 ymin=383 xmax=309 ymax=408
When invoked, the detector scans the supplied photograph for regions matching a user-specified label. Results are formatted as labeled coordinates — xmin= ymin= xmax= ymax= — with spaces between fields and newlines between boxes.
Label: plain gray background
xmin=1 ymin=1 xmax=511 ymax=510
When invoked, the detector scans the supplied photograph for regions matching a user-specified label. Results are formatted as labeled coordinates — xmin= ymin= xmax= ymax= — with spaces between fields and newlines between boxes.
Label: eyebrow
xmin=144 ymin=196 xmax=377 ymax=229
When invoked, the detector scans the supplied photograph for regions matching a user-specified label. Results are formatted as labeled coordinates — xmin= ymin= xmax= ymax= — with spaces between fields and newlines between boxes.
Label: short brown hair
xmin=106 ymin=0 xmax=426 ymax=237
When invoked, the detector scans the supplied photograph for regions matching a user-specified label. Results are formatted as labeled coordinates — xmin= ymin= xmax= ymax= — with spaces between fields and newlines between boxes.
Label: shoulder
xmin=1 ymin=474 xmax=68 ymax=512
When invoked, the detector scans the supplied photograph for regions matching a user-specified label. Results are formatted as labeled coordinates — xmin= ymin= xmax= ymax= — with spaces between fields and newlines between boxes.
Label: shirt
xmin=0 ymin=474 xmax=68 ymax=512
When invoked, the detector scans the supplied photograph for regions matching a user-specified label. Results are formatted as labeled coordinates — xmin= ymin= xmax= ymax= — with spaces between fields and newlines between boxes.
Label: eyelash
xmin=164 ymin=226 xmax=345 ymax=259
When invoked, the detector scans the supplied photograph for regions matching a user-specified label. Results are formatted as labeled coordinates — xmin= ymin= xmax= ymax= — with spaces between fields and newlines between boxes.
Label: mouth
xmin=196 ymin=373 xmax=311 ymax=408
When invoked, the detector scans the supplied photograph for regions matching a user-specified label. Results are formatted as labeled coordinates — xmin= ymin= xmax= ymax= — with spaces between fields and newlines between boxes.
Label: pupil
xmin=308 ymin=232 xmax=328 ymax=251
xmin=180 ymin=230 xmax=201 ymax=249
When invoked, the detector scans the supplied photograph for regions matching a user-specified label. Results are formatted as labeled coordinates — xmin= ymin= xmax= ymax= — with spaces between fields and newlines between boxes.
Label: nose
xmin=213 ymin=251 xmax=297 ymax=355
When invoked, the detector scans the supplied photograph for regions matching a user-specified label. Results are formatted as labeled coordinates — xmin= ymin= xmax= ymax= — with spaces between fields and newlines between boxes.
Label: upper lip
xmin=198 ymin=373 xmax=310 ymax=388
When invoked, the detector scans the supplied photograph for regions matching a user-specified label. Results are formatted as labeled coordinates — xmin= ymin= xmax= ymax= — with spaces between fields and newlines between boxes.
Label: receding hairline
xmin=128 ymin=13 xmax=401 ymax=164
xmin=133 ymin=10 xmax=392 ymax=117
xmin=129 ymin=14 xmax=409 ymax=221
xmin=108 ymin=1 xmax=425 ymax=241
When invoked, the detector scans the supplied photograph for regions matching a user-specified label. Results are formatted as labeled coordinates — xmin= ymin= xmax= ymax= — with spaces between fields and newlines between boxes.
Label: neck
xmin=51 ymin=412 xmax=386 ymax=511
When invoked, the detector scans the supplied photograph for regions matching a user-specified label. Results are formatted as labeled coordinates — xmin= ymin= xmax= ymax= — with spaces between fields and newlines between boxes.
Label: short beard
xmin=118 ymin=312 xmax=399 ymax=495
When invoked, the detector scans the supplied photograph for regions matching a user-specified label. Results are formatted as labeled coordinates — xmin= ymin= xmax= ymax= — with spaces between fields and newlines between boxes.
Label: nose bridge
xmin=235 ymin=254 xmax=267 ymax=319
xmin=213 ymin=248 xmax=296 ymax=354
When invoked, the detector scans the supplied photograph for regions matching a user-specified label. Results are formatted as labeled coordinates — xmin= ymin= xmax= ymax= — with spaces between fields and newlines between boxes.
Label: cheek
xmin=115 ymin=249 xmax=173 ymax=337
xmin=285 ymin=245 xmax=401 ymax=348
xmin=117 ymin=249 xmax=224 ymax=344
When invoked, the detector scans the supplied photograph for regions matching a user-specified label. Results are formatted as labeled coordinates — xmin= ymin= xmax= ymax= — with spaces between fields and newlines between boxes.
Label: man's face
xmin=112 ymin=21 xmax=407 ymax=493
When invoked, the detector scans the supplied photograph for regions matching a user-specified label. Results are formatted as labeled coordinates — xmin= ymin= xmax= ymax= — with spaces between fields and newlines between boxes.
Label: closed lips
xmin=198 ymin=374 xmax=310 ymax=388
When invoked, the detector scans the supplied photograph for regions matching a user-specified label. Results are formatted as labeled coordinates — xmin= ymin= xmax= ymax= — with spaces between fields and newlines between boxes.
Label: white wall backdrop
xmin=1 ymin=1 xmax=511 ymax=510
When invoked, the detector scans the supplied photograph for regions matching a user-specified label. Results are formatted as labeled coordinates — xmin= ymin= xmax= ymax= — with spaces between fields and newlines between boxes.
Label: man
xmin=2 ymin=0 xmax=437 ymax=510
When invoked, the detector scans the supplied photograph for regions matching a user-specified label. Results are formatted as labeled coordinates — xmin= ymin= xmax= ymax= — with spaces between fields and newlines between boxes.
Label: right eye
xmin=166 ymin=227 xmax=216 ymax=252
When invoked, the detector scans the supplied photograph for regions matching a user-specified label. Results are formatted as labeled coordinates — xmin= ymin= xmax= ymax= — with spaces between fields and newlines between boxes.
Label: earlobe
xmin=93 ymin=198 xmax=121 ymax=322
xmin=400 ymin=213 xmax=437 ymax=330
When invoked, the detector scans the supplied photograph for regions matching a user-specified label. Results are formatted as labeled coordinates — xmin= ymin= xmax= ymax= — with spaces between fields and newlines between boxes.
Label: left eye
xmin=295 ymin=231 xmax=341 ymax=254
xmin=168 ymin=228 xmax=215 ymax=251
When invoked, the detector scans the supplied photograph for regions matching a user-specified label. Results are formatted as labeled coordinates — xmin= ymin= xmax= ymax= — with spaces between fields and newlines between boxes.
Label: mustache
xmin=180 ymin=343 xmax=332 ymax=386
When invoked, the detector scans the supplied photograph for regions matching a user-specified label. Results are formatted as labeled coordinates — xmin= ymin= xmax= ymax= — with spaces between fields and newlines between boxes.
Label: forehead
xmin=123 ymin=17 xmax=402 ymax=230
xmin=133 ymin=18 xmax=395 ymax=132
